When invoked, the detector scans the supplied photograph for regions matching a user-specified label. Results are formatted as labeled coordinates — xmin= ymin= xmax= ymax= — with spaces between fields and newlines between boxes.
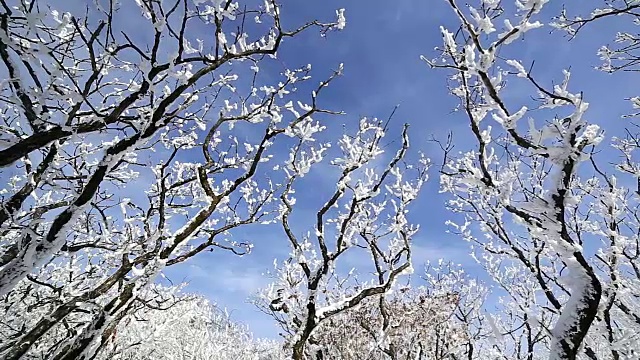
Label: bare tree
xmin=302 ymin=262 xmax=488 ymax=360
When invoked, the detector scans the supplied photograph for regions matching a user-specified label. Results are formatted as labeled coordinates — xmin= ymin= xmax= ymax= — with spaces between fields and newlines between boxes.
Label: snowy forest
xmin=1 ymin=0 xmax=639 ymax=359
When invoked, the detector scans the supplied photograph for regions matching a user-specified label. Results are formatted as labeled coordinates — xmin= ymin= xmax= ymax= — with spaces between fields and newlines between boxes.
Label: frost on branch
xmin=551 ymin=0 xmax=640 ymax=118
xmin=256 ymin=119 xmax=429 ymax=359
xmin=431 ymin=0 xmax=640 ymax=359
xmin=0 ymin=0 xmax=346 ymax=358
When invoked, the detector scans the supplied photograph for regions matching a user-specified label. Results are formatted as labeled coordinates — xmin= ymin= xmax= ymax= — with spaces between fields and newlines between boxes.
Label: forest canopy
xmin=0 ymin=0 xmax=639 ymax=359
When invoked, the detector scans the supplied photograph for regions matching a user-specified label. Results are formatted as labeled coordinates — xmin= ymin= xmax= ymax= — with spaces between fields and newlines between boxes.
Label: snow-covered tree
xmin=257 ymin=119 xmax=429 ymax=359
xmin=6 ymin=0 xmax=640 ymax=359
xmin=0 ymin=0 xmax=346 ymax=358
xmin=431 ymin=0 xmax=640 ymax=359
xmin=259 ymin=257 xmax=495 ymax=360
xmin=98 ymin=293 xmax=283 ymax=360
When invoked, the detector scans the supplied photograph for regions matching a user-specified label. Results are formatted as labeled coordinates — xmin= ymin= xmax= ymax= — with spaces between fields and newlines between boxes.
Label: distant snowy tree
xmin=258 ymin=259 xmax=498 ymax=360
xmin=431 ymin=0 xmax=640 ymax=359
xmin=97 ymin=294 xmax=283 ymax=360
xmin=303 ymin=262 xmax=489 ymax=360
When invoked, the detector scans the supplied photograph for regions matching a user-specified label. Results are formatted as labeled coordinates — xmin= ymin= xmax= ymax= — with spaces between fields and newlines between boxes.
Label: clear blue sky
xmin=159 ymin=0 xmax=638 ymax=339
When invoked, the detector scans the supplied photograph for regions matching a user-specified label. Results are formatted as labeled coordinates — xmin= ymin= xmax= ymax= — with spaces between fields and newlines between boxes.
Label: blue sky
xmin=156 ymin=0 xmax=640 ymax=339
xmin=161 ymin=0 xmax=480 ymax=338
xmin=5 ymin=0 xmax=638 ymax=341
